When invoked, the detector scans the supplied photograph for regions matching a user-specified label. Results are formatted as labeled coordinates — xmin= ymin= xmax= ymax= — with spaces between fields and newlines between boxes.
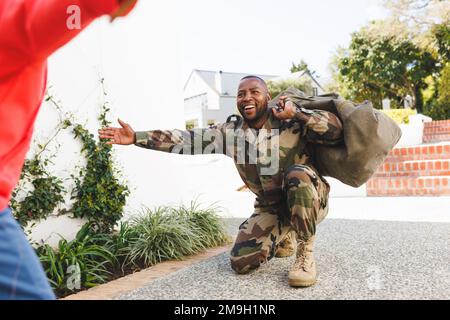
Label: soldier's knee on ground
xmin=230 ymin=256 xmax=260 ymax=274
xmin=229 ymin=250 xmax=270 ymax=274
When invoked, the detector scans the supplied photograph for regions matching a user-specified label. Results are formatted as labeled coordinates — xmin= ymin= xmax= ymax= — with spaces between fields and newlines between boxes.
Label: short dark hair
xmin=240 ymin=75 xmax=266 ymax=84
xmin=240 ymin=75 xmax=268 ymax=92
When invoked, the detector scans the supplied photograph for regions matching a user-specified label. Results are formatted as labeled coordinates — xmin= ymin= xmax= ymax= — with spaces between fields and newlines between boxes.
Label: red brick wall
xmin=367 ymin=143 xmax=450 ymax=196
xmin=423 ymin=120 xmax=450 ymax=143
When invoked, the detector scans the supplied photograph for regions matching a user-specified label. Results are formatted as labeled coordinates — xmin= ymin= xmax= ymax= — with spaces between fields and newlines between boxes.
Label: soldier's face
xmin=237 ymin=78 xmax=271 ymax=122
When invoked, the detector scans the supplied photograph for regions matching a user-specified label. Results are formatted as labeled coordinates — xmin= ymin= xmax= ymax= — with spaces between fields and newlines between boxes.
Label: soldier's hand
xmin=272 ymin=96 xmax=296 ymax=120
xmin=98 ymin=119 xmax=136 ymax=145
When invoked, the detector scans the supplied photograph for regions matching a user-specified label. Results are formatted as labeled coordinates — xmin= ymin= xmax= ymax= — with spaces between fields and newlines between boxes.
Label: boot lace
xmin=292 ymin=240 xmax=311 ymax=271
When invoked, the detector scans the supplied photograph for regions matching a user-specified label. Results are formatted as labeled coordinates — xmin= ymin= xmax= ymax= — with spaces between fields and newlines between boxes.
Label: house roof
xmin=185 ymin=69 xmax=278 ymax=97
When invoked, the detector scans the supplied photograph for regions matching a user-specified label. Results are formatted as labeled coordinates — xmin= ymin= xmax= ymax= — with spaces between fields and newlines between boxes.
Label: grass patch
xmin=123 ymin=202 xmax=230 ymax=269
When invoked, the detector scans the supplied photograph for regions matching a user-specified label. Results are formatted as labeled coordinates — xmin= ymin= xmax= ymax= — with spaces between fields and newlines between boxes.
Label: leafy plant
xmin=69 ymin=81 xmax=130 ymax=233
xmin=381 ymin=108 xmax=417 ymax=124
xmin=9 ymin=109 xmax=70 ymax=226
xmin=124 ymin=207 xmax=201 ymax=268
xmin=123 ymin=203 xmax=229 ymax=269
xmin=173 ymin=201 xmax=230 ymax=248
xmin=424 ymin=63 xmax=450 ymax=120
xmin=338 ymin=33 xmax=438 ymax=111
xmin=36 ymin=223 xmax=117 ymax=296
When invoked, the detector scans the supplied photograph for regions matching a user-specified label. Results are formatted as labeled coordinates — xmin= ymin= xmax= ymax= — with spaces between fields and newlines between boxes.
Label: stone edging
xmin=61 ymin=245 xmax=231 ymax=300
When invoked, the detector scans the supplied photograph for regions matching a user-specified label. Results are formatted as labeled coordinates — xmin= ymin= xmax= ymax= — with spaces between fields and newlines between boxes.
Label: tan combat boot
xmin=288 ymin=235 xmax=317 ymax=287
xmin=275 ymin=231 xmax=296 ymax=258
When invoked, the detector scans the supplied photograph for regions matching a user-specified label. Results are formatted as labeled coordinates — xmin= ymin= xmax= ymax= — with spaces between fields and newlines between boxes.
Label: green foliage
xmin=174 ymin=201 xmax=230 ymax=248
xmin=267 ymin=78 xmax=314 ymax=98
xmin=290 ymin=59 xmax=309 ymax=73
xmin=10 ymin=153 xmax=65 ymax=226
xmin=381 ymin=108 xmax=417 ymax=124
xmin=36 ymin=223 xmax=116 ymax=296
xmin=339 ymin=33 xmax=438 ymax=111
xmin=424 ymin=63 xmax=450 ymax=120
xmin=36 ymin=202 xmax=230 ymax=298
xmin=11 ymin=86 xmax=130 ymax=232
xmin=70 ymin=103 xmax=130 ymax=233
xmin=94 ymin=221 xmax=135 ymax=275
xmin=123 ymin=203 xmax=230 ymax=269
xmin=432 ymin=22 xmax=450 ymax=61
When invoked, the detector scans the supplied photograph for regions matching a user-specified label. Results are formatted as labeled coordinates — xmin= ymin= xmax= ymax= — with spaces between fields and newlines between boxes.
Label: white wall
xmin=396 ymin=114 xmax=432 ymax=147
xmin=28 ymin=1 xmax=197 ymax=244
xmin=27 ymin=1 xmax=252 ymax=245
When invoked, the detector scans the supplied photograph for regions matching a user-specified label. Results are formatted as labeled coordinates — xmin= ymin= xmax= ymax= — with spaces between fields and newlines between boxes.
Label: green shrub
xmin=173 ymin=201 xmax=230 ymax=248
xmin=10 ymin=146 xmax=66 ymax=226
xmin=123 ymin=204 xmax=230 ymax=269
xmin=123 ymin=207 xmax=203 ymax=268
xmin=424 ymin=63 xmax=450 ymax=120
xmin=36 ymin=223 xmax=116 ymax=296
xmin=381 ymin=108 xmax=417 ymax=124
xmin=70 ymin=105 xmax=130 ymax=233
xmin=36 ymin=202 xmax=230 ymax=298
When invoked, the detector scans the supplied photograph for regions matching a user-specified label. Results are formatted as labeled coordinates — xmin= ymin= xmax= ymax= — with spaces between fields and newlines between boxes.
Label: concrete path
xmin=63 ymin=196 xmax=450 ymax=300
xmin=116 ymin=218 xmax=450 ymax=300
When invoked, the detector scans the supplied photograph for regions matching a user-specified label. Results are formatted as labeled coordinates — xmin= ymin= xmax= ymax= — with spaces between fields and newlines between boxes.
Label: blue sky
xmin=180 ymin=0 xmax=388 ymax=84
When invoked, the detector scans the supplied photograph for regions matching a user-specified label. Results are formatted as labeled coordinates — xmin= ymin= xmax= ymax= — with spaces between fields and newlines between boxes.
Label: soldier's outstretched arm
xmin=99 ymin=119 xmax=228 ymax=155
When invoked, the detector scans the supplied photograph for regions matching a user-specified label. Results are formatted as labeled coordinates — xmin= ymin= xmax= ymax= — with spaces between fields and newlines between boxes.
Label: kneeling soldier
xmin=99 ymin=75 xmax=343 ymax=287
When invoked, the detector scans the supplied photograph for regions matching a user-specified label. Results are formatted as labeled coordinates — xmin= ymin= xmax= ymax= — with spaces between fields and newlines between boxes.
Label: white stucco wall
xmin=396 ymin=114 xmax=432 ymax=147
xmin=26 ymin=1 xmax=202 ymax=245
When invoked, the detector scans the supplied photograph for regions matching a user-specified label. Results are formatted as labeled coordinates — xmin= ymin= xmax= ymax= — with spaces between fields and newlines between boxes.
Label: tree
xmin=325 ymin=0 xmax=448 ymax=112
xmin=338 ymin=32 xmax=438 ymax=111
xmin=432 ymin=22 xmax=450 ymax=61
xmin=424 ymin=63 xmax=450 ymax=120
xmin=383 ymin=0 xmax=449 ymax=28
xmin=365 ymin=0 xmax=449 ymax=57
xmin=290 ymin=59 xmax=317 ymax=77
xmin=291 ymin=59 xmax=308 ymax=73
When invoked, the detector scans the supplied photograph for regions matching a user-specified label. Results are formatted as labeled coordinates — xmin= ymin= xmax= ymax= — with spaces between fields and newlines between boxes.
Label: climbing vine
xmin=10 ymin=155 xmax=66 ymax=226
xmin=11 ymin=80 xmax=129 ymax=231
xmin=70 ymin=105 xmax=130 ymax=233
xmin=10 ymin=97 xmax=71 ymax=226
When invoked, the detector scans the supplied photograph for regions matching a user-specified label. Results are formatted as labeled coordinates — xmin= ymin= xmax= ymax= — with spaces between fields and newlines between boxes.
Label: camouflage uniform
xmin=135 ymin=108 xmax=343 ymax=274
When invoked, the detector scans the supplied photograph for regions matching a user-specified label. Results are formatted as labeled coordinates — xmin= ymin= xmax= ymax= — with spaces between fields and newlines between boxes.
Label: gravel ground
xmin=117 ymin=218 xmax=450 ymax=300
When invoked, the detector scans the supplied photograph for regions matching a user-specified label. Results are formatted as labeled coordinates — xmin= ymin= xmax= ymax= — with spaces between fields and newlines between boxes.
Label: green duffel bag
xmin=269 ymin=87 xmax=402 ymax=187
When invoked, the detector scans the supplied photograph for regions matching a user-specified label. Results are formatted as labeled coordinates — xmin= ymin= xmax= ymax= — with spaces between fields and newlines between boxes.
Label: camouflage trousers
xmin=230 ymin=164 xmax=330 ymax=274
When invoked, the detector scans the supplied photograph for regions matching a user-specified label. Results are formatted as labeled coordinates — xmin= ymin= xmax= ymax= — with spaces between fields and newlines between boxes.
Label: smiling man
xmin=99 ymin=75 xmax=343 ymax=287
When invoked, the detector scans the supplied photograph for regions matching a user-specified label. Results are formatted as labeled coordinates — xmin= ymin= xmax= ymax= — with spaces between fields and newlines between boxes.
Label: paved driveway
xmin=117 ymin=218 xmax=450 ymax=300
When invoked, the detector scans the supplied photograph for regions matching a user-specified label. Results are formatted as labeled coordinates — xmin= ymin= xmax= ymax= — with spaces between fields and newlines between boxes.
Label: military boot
xmin=288 ymin=235 xmax=316 ymax=287
xmin=275 ymin=231 xmax=296 ymax=258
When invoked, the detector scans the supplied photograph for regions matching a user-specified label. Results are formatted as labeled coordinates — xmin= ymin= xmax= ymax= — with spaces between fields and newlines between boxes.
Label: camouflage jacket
xmin=135 ymin=108 xmax=343 ymax=207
